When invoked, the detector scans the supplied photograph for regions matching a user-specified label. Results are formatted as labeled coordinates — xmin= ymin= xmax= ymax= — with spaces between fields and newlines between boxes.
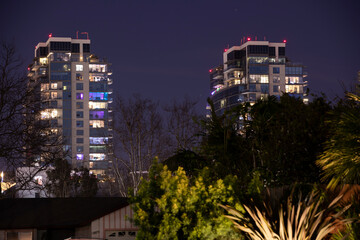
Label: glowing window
xmin=51 ymin=83 xmax=58 ymax=89
xmin=89 ymin=137 xmax=108 ymax=144
xmin=41 ymin=84 xmax=49 ymax=91
xmin=90 ymin=111 xmax=104 ymax=119
xmin=90 ymin=153 xmax=106 ymax=161
xmin=90 ymin=120 xmax=104 ymax=128
xmin=41 ymin=109 xmax=58 ymax=119
xmin=220 ymin=99 xmax=226 ymax=108
xmin=76 ymin=64 xmax=83 ymax=71
xmin=89 ymin=92 xmax=108 ymax=100
xmin=76 ymin=154 xmax=84 ymax=160
xmin=76 ymin=93 xmax=84 ymax=100
xmin=285 ymin=85 xmax=302 ymax=93
xmin=39 ymin=58 xmax=48 ymax=65
xmin=89 ymin=102 xmax=107 ymax=109
xmin=89 ymin=64 xmax=106 ymax=72
xmin=76 ymin=73 xmax=83 ymax=80
xmin=50 ymin=92 xmax=58 ymax=99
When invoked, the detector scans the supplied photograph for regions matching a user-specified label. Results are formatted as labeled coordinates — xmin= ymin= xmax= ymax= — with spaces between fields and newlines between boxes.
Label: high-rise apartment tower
xmin=28 ymin=36 xmax=113 ymax=177
xmin=209 ymin=39 xmax=307 ymax=115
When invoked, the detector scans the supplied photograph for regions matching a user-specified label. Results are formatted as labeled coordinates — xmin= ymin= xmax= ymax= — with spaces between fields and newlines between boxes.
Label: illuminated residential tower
xmin=28 ymin=36 xmax=113 ymax=177
xmin=209 ymin=38 xmax=307 ymax=115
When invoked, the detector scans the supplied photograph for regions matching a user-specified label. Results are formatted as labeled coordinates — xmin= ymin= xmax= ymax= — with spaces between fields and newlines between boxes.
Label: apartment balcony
xmin=223 ymin=65 xmax=244 ymax=73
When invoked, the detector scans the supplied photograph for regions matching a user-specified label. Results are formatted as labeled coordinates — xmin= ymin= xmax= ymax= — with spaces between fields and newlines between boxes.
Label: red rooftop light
xmin=283 ymin=39 xmax=287 ymax=43
xmin=247 ymin=37 xmax=251 ymax=41
xmin=49 ymin=33 xmax=52 ymax=38
xmin=209 ymin=69 xmax=213 ymax=73
xmin=224 ymin=48 xmax=228 ymax=52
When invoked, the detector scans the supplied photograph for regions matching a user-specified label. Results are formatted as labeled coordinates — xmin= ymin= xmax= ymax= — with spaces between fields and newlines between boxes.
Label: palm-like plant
xmin=316 ymin=93 xmax=360 ymax=189
xmin=221 ymin=191 xmax=352 ymax=240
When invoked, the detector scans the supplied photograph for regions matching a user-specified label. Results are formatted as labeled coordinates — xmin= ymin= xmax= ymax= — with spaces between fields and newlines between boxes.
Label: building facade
xmin=209 ymin=39 xmax=307 ymax=115
xmin=28 ymin=37 xmax=112 ymax=177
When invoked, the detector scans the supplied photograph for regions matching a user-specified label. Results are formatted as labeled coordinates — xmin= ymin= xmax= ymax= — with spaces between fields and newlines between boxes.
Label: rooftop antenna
xmin=255 ymin=36 xmax=257 ymax=41
xmin=240 ymin=39 xmax=243 ymax=45
xmin=81 ymin=32 xmax=89 ymax=39
xmin=76 ymin=30 xmax=79 ymax=39
xmin=264 ymin=36 xmax=266 ymax=41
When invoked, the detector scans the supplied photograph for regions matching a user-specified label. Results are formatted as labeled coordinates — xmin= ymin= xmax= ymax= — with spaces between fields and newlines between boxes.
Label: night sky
xmin=1 ymin=0 xmax=360 ymax=110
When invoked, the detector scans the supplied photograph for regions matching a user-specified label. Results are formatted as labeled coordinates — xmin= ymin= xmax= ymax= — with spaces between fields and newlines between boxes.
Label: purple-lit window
xmin=89 ymin=92 xmax=108 ymax=100
xmin=76 ymin=154 xmax=84 ymax=160
xmin=76 ymin=93 xmax=84 ymax=100
xmin=90 ymin=111 xmax=104 ymax=119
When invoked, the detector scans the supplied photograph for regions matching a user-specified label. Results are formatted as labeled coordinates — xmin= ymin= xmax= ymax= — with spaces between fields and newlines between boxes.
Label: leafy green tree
xmin=199 ymin=98 xmax=252 ymax=180
xmin=248 ymin=94 xmax=331 ymax=186
xmin=46 ymin=158 xmax=98 ymax=197
xmin=131 ymin=161 xmax=242 ymax=240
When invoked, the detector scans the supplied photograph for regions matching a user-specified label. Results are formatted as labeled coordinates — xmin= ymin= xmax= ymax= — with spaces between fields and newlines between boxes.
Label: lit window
xmin=39 ymin=58 xmax=48 ymax=65
xmin=76 ymin=73 xmax=83 ymax=80
xmin=249 ymin=75 xmax=268 ymax=83
xmin=90 ymin=111 xmax=104 ymax=119
xmin=90 ymin=153 xmax=106 ymax=161
xmin=76 ymin=93 xmax=84 ymax=100
xmin=51 ymin=83 xmax=58 ymax=89
xmin=285 ymin=76 xmax=301 ymax=84
xmin=220 ymin=99 xmax=226 ymax=108
xmin=260 ymin=75 xmax=269 ymax=83
xmin=41 ymin=109 xmax=58 ymax=119
xmin=89 ymin=64 xmax=107 ymax=72
xmin=76 ymin=64 xmax=83 ymax=71
xmin=286 ymin=85 xmax=302 ymax=93
xmin=41 ymin=84 xmax=49 ymax=91
xmin=89 ymin=92 xmax=108 ymax=101
xmin=34 ymin=176 xmax=43 ymax=185
xmin=77 ymin=154 xmax=84 ymax=160
xmin=89 ymin=102 xmax=107 ymax=109
xmin=89 ymin=137 xmax=108 ymax=144
xmin=273 ymin=85 xmax=280 ymax=93
xmin=90 ymin=120 xmax=105 ymax=128
xmin=50 ymin=92 xmax=58 ymax=99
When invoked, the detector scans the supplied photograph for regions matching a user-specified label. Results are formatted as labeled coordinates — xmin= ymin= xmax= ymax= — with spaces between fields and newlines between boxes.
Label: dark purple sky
xmin=1 ymin=0 xmax=360 ymax=109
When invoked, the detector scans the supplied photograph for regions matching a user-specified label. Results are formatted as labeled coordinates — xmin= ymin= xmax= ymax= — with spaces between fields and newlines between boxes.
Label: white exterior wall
xmin=91 ymin=205 xmax=138 ymax=239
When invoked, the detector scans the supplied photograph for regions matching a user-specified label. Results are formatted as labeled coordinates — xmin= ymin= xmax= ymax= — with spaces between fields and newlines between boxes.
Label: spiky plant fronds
xmin=221 ymin=191 xmax=352 ymax=240
xmin=316 ymin=92 xmax=360 ymax=189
